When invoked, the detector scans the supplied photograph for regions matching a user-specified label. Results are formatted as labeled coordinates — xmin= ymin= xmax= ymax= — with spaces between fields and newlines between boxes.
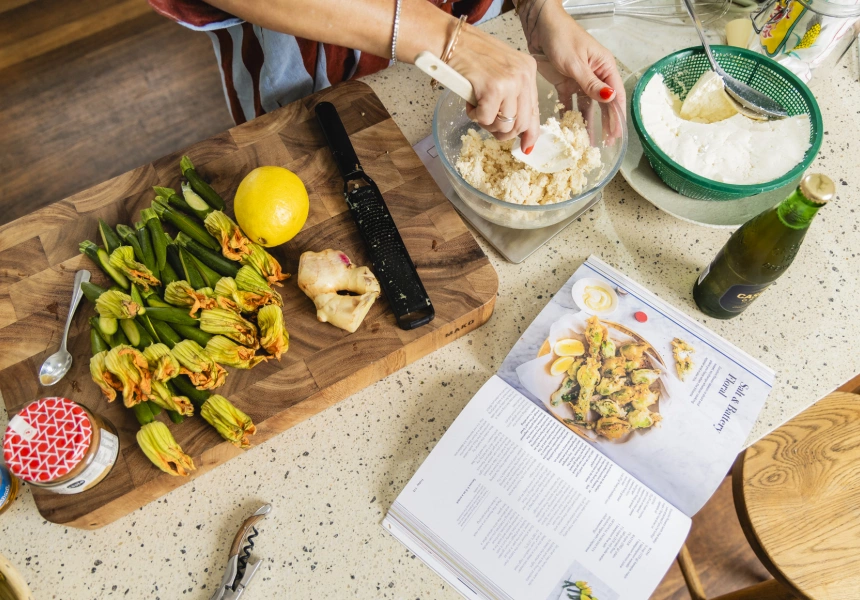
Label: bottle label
xmin=50 ymin=429 xmax=119 ymax=495
xmin=0 ymin=467 xmax=11 ymax=507
xmin=718 ymin=283 xmax=772 ymax=312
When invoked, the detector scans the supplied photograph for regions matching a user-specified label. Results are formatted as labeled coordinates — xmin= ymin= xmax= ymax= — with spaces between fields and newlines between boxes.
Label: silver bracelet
xmin=391 ymin=0 xmax=403 ymax=64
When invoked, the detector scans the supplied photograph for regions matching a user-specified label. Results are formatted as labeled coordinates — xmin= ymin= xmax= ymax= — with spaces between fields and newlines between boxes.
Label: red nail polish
xmin=600 ymin=87 xmax=614 ymax=100
xmin=524 ymin=145 xmax=535 ymax=155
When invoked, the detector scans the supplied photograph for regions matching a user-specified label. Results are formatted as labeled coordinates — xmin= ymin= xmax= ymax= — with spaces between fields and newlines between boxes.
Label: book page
xmin=496 ymin=256 xmax=776 ymax=515
xmin=385 ymin=376 xmax=691 ymax=600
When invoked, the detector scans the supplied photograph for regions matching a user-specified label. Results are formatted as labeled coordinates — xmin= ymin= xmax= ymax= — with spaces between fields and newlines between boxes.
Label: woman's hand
xmin=519 ymin=0 xmax=624 ymax=109
xmin=447 ymin=26 xmax=542 ymax=151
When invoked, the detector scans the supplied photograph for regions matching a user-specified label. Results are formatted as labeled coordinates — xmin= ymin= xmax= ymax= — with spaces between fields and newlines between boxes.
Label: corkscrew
xmin=210 ymin=503 xmax=272 ymax=600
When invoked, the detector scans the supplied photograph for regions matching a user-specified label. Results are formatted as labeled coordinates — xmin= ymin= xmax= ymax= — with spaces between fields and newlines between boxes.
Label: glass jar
xmin=747 ymin=0 xmax=860 ymax=83
xmin=0 ymin=462 xmax=17 ymax=515
xmin=3 ymin=397 xmax=120 ymax=495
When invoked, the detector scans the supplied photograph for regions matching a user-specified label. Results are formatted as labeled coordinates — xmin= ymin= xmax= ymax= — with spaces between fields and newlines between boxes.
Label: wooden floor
xmin=0 ymin=4 xmax=789 ymax=597
xmin=651 ymin=475 xmax=772 ymax=599
xmin=0 ymin=0 xmax=233 ymax=226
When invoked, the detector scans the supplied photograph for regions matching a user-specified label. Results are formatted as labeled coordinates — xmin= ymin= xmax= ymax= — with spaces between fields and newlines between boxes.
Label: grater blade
xmin=315 ymin=102 xmax=434 ymax=330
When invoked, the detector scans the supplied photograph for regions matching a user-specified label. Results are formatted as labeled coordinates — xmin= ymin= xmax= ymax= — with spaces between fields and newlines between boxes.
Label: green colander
xmin=631 ymin=46 xmax=823 ymax=201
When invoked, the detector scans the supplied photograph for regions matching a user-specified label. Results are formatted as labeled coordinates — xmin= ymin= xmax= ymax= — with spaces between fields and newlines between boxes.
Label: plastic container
xmin=432 ymin=72 xmax=627 ymax=229
xmin=3 ymin=397 xmax=119 ymax=495
xmin=631 ymin=45 xmax=823 ymax=201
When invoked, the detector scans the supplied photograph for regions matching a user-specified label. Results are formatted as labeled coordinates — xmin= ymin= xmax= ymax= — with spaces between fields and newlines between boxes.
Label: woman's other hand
xmin=520 ymin=0 xmax=625 ymax=110
xmin=447 ymin=26 xmax=542 ymax=151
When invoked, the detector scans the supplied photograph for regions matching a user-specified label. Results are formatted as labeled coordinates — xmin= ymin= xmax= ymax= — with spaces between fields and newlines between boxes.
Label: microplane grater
xmin=315 ymin=102 xmax=434 ymax=330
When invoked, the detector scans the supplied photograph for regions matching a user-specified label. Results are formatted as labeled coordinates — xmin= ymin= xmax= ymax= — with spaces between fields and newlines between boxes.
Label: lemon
xmin=550 ymin=356 xmax=576 ymax=376
xmin=554 ymin=338 xmax=585 ymax=357
xmin=233 ymin=166 xmax=309 ymax=247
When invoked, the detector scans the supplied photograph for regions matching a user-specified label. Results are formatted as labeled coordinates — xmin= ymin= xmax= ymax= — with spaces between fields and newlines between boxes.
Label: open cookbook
xmin=384 ymin=256 xmax=775 ymax=600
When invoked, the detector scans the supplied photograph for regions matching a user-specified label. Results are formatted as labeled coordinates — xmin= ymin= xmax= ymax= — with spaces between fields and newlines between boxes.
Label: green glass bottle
xmin=693 ymin=173 xmax=833 ymax=319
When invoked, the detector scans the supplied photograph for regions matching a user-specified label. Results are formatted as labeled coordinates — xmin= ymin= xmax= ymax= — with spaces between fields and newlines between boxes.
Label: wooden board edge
xmin=40 ymin=279 xmax=498 ymax=529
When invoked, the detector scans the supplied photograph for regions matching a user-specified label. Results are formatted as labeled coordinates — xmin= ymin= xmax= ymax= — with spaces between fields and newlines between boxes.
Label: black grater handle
xmin=315 ymin=102 xmax=363 ymax=181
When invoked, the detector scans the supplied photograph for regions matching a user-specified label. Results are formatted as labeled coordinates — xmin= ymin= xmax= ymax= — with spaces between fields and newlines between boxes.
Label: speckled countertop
xmin=1 ymin=11 xmax=858 ymax=600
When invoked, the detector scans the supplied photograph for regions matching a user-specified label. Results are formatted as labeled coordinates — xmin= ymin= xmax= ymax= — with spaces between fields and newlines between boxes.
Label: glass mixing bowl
xmin=432 ymin=74 xmax=627 ymax=230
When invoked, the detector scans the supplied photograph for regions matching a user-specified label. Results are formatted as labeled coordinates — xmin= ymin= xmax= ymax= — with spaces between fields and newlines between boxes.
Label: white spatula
xmin=415 ymin=51 xmax=575 ymax=173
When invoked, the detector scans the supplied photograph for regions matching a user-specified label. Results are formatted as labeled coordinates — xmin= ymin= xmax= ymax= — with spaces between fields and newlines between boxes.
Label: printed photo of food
xmin=547 ymin=561 xmax=618 ymax=600
xmin=521 ymin=314 xmax=669 ymax=443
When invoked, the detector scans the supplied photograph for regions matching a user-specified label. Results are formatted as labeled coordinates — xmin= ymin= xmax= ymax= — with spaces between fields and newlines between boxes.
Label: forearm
xmin=205 ymin=0 xmax=453 ymax=63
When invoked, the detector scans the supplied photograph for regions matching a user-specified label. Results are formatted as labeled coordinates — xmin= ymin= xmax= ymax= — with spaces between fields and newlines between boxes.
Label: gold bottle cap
xmin=800 ymin=173 xmax=835 ymax=205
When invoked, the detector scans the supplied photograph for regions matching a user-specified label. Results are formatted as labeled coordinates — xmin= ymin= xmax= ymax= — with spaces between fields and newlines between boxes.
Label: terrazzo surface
xmin=1 ymin=11 xmax=858 ymax=600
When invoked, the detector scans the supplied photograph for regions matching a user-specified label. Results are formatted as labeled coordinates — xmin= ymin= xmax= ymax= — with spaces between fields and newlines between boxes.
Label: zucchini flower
xmin=136 ymin=421 xmax=195 ymax=476
xmin=172 ymin=339 xmax=227 ymax=390
xmin=204 ymin=210 xmax=252 ymax=260
xmin=214 ymin=277 xmax=266 ymax=313
xmin=104 ymin=345 xmax=152 ymax=407
xmin=90 ymin=350 xmax=121 ymax=402
xmin=148 ymin=380 xmax=194 ymax=416
xmin=108 ymin=246 xmax=160 ymax=292
xmin=236 ymin=265 xmax=282 ymax=307
xmin=200 ymin=308 xmax=259 ymax=348
xmin=257 ymin=305 xmax=289 ymax=359
xmin=143 ymin=343 xmax=180 ymax=382
xmin=164 ymin=280 xmax=217 ymax=316
xmin=241 ymin=243 xmax=290 ymax=287
xmin=201 ymin=394 xmax=256 ymax=449
xmin=205 ymin=335 xmax=269 ymax=369
xmin=95 ymin=289 xmax=142 ymax=319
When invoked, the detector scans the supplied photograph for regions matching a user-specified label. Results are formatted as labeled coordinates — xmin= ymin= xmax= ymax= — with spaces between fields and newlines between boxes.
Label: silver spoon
xmin=39 ymin=269 xmax=91 ymax=386
xmin=681 ymin=0 xmax=788 ymax=120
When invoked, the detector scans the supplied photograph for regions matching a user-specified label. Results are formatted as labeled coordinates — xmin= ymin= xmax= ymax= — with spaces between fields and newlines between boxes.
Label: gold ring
xmin=496 ymin=112 xmax=516 ymax=123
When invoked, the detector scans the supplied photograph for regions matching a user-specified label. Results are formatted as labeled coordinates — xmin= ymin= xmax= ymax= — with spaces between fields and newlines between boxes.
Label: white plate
xmin=571 ymin=277 xmax=619 ymax=316
xmin=620 ymin=69 xmax=801 ymax=229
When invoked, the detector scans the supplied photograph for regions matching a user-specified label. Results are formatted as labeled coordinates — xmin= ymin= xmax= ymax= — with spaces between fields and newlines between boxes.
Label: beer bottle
xmin=693 ymin=173 xmax=833 ymax=319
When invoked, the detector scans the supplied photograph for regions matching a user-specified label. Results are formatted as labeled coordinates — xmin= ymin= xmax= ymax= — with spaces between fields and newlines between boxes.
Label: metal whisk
xmin=563 ymin=0 xmax=730 ymax=25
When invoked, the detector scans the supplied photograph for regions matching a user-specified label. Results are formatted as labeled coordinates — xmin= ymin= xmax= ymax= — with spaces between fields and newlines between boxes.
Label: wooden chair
xmin=675 ymin=391 xmax=860 ymax=600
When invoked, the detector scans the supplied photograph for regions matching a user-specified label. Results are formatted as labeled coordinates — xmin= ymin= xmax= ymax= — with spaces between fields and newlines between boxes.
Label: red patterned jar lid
xmin=3 ymin=397 xmax=93 ymax=483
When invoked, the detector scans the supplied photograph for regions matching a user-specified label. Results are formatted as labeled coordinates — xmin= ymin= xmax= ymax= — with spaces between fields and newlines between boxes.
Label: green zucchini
xmin=81 ymin=281 xmax=108 ymax=304
xmin=116 ymin=224 xmax=147 ymax=264
xmin=190 ymin=253 xmax=221 ymax=288
xmin=159 ymin=259 xmax=180 ymax=286
xmin=119 ymin=318 xmax=140 ymax=346
xmin=79 ymin=241 xmax=129 ymax=289
xmin=166 ymin=244 xmax=184 ymax=280
xmin=171 ymin=375 xmax=211 ymax=406
xmin=146 ymin=296 xmax=173 ymax=308
xmin=110 ymin=325 xmax=130 ymax=347
xmin=90 ymin=326 xmax=110 ymax=355
xmin=181 ymin=181 xmax=214 ymax=219
xmin=136 ymin=221 xmax=160 ymax=282
xmin=179 ymin=247 xmax=207 ymax=289
xmin=144 ymin=307 xmax=200 ymax=325
xmin=180 ymin=156 xmax=226 ymax=210
xmin=142 ymin=208 xmax=169 ymax=271
xmin=99 ymin=316 xmax=118 ymax=335
xmin=167 ymin=410 xmax=185 ymax=424
xmin=175 ymin=232 xmax=239 ymax=277
xmin=150 ymin=319 xmax=182 ymax=348
xmin=169 ymin=322 xmax=213 ymax=346
xmin=152 ymin=198 xmax=219 ymax=251
xmin=98 ymin=219 xmax=123 ymax=254
xmin=133 ymin=402 xmax=156 ymax=426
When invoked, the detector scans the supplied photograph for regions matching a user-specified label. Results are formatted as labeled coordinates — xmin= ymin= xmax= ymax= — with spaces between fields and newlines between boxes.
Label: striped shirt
xmin=148 ymin=0 xmax=504 ymax=125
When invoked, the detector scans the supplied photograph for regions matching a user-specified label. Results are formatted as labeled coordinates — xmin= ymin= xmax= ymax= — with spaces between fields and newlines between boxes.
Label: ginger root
xmin=297 ymin=249 xmax=380 ymax=333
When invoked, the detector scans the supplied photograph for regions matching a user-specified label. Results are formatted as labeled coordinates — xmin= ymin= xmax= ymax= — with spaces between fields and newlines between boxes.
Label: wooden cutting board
xmin=0 ymin=81 xmax=498 ymax=529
